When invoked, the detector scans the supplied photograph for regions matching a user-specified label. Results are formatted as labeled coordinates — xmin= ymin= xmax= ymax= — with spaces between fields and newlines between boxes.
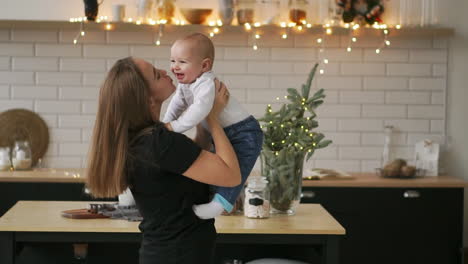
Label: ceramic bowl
xmin=180 ymin=8 xmax=212 ymax=24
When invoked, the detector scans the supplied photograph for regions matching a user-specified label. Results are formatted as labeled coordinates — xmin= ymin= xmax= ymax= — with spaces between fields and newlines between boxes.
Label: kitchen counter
xmin=0 ymin=169 xmax=467 ymax=187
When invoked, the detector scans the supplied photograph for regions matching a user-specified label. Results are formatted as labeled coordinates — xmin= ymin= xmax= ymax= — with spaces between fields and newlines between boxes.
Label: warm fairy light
xmin=347 ymin=47 xmax=352 ymax=52
xmin=150 ymin=20 xmax=157 ymax=25
xmin=155 ymin=40 xmax=161 ymax=46
xmin=209 ymin=32 xmax=215 ymax=37
xmin=276 ymin=97 xmax=280 ymax=100
xmin=208 ymin=21 xmax=216 ymax=26
xmin=255 ymin=34 xmax=260 ymax=39
xmin=380 ymin=24 xmax=388 ymax=29
xmin=217 ymin=20 xmax=223 ymax=26
xmin=297 ymin=25 xmax=303 ymax=31
xmin=319 ymin=69 xmax=324 ymax=74
xmin=254 ymin=22 xmax=261 ymax=27
xmin=282 ymin=33 xmax=288 ymax=39
xmin=158 ymin=19 xmax=167 ymax=24
xmin=300 ymin=20 xmax=307 ymax=25
xmin=352 ymin=24 xmax=360 ymax=30
xmin=372 ymin=23 xmax=380 ymax=29
xmin=344 ymin=23 xmax=350 ymax=28
xmin=324 ymin=23 xmax=330 ymax=28
xmin=375 ymin=48 xmax=381 ymax=54
xmin=127 ymin=18 xmax=133 ymax=22
xmin=244 ymin=23 xmax=252 ymax=30
xmin=213 ymin=27 xmax=220 ymax=33
xmin=253 ymin=44 xmax=258 ymax=50
xmin=69 ymin=18 xmax=75 ymax=22
xmin=385 ymin=40 xmax=391 ymax=46
xmin=288 ymin=22 xmax=296 ymax=27
xmin=78 ymin=17 xmax=83 ymax=22
xmin=280 ymin=22 xmax=287 ymax=28
xmin=80 ymin=31 xmax=85 ymax=36
xmin=306 ymin=23 xmax=312 ymax=28
xmin=323 ymin=59 xmax=329 ymax=64
xmin=180 ymin=21 xmax=186 ymax=25
xmin=352 ymin=37 xmax=357 ymax=42
xmin=105 ymin=23 xmax=112 ymax=30
xmin=326 ymin=28 xmax=332 ymax=35
xmin=136 ymin=20 xmax=142 ymax=25
xmin=396 ymin=24 xmax=401 ymax=29
xmin=73 ymin=39 xmax=78 ymax=44
xmin=383 ymin=29 xmax=389 ymax=35
xmin=317 ymin=38 xmax=323 ymax=44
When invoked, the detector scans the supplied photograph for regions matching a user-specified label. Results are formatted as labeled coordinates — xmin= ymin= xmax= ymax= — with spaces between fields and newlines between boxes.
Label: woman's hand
xmin=207 ymin=79 xmax=229 ymax=121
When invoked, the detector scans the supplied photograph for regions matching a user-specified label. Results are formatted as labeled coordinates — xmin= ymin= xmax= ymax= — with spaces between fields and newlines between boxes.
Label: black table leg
xmin=0 ymin=232 xmax=15 ymax=264
xmin=322 ymin=235 xmax=340 ymax=264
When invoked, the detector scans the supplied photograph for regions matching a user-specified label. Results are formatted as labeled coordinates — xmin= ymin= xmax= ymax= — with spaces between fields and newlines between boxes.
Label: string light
xmin=244 ymin=23 xmax=252 ymax=31
xmin=105 ymin=23 xmax=112 ymax=30
xmin=317 ymin=38 xmax=323 ymax=44
xmin=323 ymin=59 xmax=329 ymax=64
xmin=347 ymin=47 xmax=352 ymax=52
xmin=375 ymin=48 xmax=381 ymax=54
xmin=352 ymin=37 xmax=357 ymax=42
xmin=209 ymin=32 xmax=215 ymax=37
xmin=396 ymin=24 xmax=402 ymax=29
xmin=282 ymin=33 xmax=288 ymax=39
xmin=253 ymin=44 xmax=258 ymax=50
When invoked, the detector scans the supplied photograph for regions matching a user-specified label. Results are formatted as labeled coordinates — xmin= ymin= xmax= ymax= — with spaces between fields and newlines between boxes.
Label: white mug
xmin=118 ymin=188 xmax=136 ymax=206
xmin=112 ymin=4 xmax=126 ymax=22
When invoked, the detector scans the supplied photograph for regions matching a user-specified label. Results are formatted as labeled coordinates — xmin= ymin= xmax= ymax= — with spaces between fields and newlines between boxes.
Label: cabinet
xmin=301 ymin=187 xmax=463 ymax=264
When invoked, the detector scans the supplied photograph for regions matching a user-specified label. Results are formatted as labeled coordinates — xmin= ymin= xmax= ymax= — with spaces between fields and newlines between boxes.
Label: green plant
xmin=258 ymin=63 xmax=332 ymax=213
xmin=259 ymin=63 xmax=332 ymax=159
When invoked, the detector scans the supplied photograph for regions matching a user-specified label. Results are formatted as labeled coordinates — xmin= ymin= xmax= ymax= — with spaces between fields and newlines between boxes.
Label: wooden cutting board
xmin=61 ymin=209 xmax=110 ymax=219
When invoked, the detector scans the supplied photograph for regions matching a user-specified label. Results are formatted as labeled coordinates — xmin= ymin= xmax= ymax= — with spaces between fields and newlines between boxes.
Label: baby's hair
xmin=181 ymin=33 xmax=215 ymax=62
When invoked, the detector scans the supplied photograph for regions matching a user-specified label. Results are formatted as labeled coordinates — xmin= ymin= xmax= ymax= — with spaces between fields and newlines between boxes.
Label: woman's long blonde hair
xmin=86 ymin=57 xmax=154 ymax=198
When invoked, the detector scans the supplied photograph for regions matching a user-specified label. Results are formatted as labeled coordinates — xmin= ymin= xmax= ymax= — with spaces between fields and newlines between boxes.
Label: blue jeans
xmin=212 ymin=116 xmax=263 ymax=212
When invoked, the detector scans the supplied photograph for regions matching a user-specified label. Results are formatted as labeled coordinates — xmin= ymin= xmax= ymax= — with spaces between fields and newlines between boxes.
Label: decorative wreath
xmin=336 ymin=0 xmax=385 ymax=25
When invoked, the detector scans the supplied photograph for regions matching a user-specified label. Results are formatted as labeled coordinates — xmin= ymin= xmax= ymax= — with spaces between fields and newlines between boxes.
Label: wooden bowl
xmin=180 ymin=8 xmax=212 ymax=24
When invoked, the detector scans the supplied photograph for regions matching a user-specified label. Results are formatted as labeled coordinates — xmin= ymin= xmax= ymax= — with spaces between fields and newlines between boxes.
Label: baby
xmin=163 ymin=33 xmax=263 ymax=219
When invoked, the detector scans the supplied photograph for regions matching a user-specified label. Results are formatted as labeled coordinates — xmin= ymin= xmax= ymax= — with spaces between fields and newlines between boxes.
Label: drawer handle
xmin=403 ymin=190 xmax=420 ymax=198
xmin=301 ymin=191 xmax=316 ymax=198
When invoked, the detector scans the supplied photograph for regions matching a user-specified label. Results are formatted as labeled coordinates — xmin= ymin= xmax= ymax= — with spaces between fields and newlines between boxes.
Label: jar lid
xmin=247 ymin=176 xmax=268 ymax=189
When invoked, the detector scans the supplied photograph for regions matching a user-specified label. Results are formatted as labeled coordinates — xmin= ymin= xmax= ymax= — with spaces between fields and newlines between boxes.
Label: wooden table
xmin=0 ymin=201 xmax=345 ymax=264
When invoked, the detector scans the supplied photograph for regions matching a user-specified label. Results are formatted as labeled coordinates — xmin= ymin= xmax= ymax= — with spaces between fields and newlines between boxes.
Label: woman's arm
xmin=193 ymin=124 xmax=212 ymax=151
xmin=182 ymin=80 xmax=241 ymax=187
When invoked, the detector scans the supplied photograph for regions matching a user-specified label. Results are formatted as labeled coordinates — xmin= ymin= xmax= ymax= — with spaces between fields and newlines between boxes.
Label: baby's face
xmin=170 ymin=41 xmax=204 ymax=84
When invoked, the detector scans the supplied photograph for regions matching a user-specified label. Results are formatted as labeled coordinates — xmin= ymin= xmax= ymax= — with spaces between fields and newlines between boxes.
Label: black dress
xmin=128 ymin=123 xmax=216 ymax=264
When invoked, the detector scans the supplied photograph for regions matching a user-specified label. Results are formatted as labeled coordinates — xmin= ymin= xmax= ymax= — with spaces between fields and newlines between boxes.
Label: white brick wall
xmin=0 ymin=27 xmax=448 ymax=172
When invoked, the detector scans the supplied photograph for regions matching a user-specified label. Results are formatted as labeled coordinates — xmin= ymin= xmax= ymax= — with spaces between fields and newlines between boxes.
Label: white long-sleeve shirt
xmin=163 ymin=71 xmax=250 ymax=133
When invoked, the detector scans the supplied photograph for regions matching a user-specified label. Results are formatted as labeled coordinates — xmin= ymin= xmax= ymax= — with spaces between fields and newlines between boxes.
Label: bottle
xmin=11 ymin=140 xmax=32 ymax=170
xmin=244 ymin=176 xmax=270 ymax=218
xmin=382 ymin=125 xmax=393 ymax=167
xmin=236 ymin=0 xmax=256 ymax=25
xmin=0 ymin=147 xmax=11 ymax=171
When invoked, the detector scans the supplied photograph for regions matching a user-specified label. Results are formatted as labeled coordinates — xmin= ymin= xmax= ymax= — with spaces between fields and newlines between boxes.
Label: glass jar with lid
xmin=0 ymin=147 xmax=11 ymax=171
xmin=236 ymin=0 xmax=256 ymax=25
xmin=244 ymin=176 xmax=270 ymax=218
xmin=11 ymin=140 xmax=32 ymax=170
xmin=289 ymin=0 xmax=308 ymax=24
xmin=256 ymin=0 xmax=280 ymax=24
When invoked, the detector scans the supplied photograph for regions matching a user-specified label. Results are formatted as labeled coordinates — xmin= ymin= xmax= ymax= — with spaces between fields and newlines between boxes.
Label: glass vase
xmin=261 ymin=148 xmax=305 ymax=215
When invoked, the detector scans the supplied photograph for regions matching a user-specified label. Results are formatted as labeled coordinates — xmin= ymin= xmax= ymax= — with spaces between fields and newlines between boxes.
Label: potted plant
xmin=258 ymin=63 xmax=332 ymax=215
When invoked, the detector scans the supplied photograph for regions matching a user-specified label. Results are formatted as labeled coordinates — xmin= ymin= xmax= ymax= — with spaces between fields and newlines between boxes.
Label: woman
xmin=86 ymin=57 xmax=241 ymax=264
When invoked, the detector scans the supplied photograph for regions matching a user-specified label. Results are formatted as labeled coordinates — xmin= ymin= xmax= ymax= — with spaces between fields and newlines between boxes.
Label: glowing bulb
xmin=73 ymin=39 xmax=77 ymax=44
xmin=136 ymin=20 xmax=142 ymax=25
xmin=280 ymin=22 xmax=287 ymax=28
xmin=208 ymin=21 xmax=216 ymax=26
xmin=209 ymin=32 xmax=215 ymax=37
xmin=105 ymin=23 xmax=112 ymax=30
xmin=352 ymin=37 xmax=357 ymax=42
xmin=325 ymin=23 xmax=330 ymax=28
xmin=255 ymin=34 xmax=260 ymax=39
xmin=396 ymin=24 xmax=401 ymax=29
xmin=297 ymin=25 xmax=303 ymax=31
xmin=217 ymin=20 xmax=223 ymax=26
xmin=80 ymin=31 xmax=85 ymax=36
xmin=323 ymin=59 xmax=329 ymax=64
xmin=253 ymin=45 xmax=258 ymax=50
xmin=213 ymin=27 xmax=220 ymax=33
xmin=344 ymin=23 xmax=350 ymax=28
xmin=155 ymin=40 xmax=161 ymax=46
xmin=244 ymin=23 xmax=252 ymax=30
xmin=385 ymin=40 xmax=391 ymax=46
xmin=254 ymin=22 xmax=261 ymax=27
xmin=317 ymin=38 xmax=323 ymax=44
xmin=347 ymin=47 xmax=352 ymax=52
xmin=319 ymin=69 xmax=324 ymax=74
xmin=306 ymin=23 xmax=312 ymax=28
xmin=276 ymin=97 xmax=280 ymax=100
xmin=326 ymin=28 xmax=332 ymax=35
xmin=69 ymin=18 xmax=75 ymax=22
xmin=288 ymin=22 xmax=296 ymax=27
xmin=353 ymin=24 xmax=360 ymax=30
xmin=282 ymin=34 xmax=288 ymax=39
xmin=383 ymin=29 xmax=389 ymax=35
xmin=375 ymin=48 xmax=381 ymax=54
xmin=127 ymin=18 xmax=133 ymax=22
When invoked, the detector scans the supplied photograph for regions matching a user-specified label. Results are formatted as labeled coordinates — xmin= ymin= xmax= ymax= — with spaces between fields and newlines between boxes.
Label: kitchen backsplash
xmin=0 ymin=26 xmax=447 ymax=171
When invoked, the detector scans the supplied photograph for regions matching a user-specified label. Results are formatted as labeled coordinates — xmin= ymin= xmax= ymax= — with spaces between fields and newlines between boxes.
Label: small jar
xmin=289 ymin=0 xmax=308 ymax=24
xmin=11 ymin=141 xmax=32 ymax=170
xmin=156 ymin=0 xmax=175 ymax=23
xmin=244 ymin=176 xmax=270 ymax=219
xmin=236 ymin=0 xmax=256 ymax=25
xmin=0 ymin=147 xmax=11 ymax=171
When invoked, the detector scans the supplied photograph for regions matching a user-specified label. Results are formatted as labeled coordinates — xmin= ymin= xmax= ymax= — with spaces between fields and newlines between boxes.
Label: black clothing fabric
xmin=128 ymin=123 xmax=216 ymax=264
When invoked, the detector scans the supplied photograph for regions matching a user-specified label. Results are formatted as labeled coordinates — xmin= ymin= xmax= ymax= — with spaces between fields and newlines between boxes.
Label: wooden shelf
xmin=0 ymin=20 xmax=454 ymax=38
